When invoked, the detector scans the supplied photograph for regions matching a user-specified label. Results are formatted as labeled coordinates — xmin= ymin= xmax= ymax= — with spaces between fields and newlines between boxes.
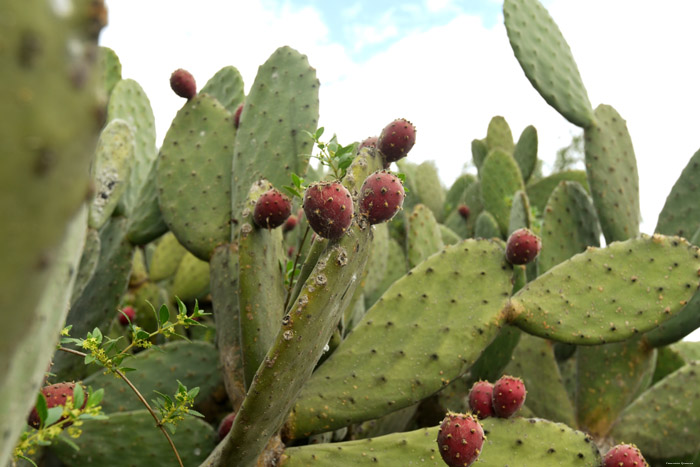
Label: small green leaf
xmin=283 ymin=185 xmax=302 ymax=200
xmin=57 ymin=435 xmax=80 ymax=452
xmin=119 ymin=367 xmax=137 ymax=372
xmin=92 ymin=328 xmax=103 ymax=344
xmin=187 ymin=386 xmax=200 ymax=399
xmin=84 ymin=354 xmax=95 ymax=365
xmin=17 ymin=454 xmax=38 ymax=467
xmin=72 ymin=384 xmax=85 ymax=409
xmin=176 ymin=297 xmax=186 ymax=316
xmin=135 ymin=329 xmax=150 ymax=341
xmin=86 ymin=388 xmax=104 ymax=408
xmin=36 ymin=393 xmax=48 ymax=428
xmin=189 ymin=409 xmax=205 ymax=418
xmin=158 ymin=304 xmax=170 ymax=326
xmin=44 ymin=406 xmax=64 ymax=427
xmin=314 ymin=127 xmax=324 ymax=140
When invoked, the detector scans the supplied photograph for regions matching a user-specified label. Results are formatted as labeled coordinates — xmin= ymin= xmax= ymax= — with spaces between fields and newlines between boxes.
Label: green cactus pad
xmin=583 ymin=104 xmax=641 ymax=243
xmin=480 ymin=149 xmax=525 ymax=237
xmin=575 ymin=338 xmax=657 ymax=438
xmin=645 ymin=287 xmax=700 ymax=347
xmin=171 ymin=251 xmax=211 ymax=301
xmin=406 ymin=204 xmax=444 ymax=268
xmin=70 ymin=228 xmax=101 ymax=306
xmin=439 ymin=224 xmax=461 ymax=245
xmin=0 ymin=6 xmax=103 ymax=446
xmin=510 ymin=235 xmax=700 ymax=344
xmin=157 ymin=93 xmax=235 ymax=260
xmin=539 ymin=181 xmax=601 ymax=274
xmin=508 ymin=190 xmax=531 ymax=235
xmin=88 ymin=119 xmax=134 ymax=229
xmin=362 ymin=223 xmax=389 ymax=299
xmin=281 ymin=417 xmax=601 ymax=466
xmin=486 ymin=116 xmax=515 ymax=153
xmin=513 ymin=125 xmax=538 ymax=183
xmin=286 ymin=239 xmax=511 ymax=438
xmin=2 ymin=207 xmax=87 ymax=467
xmin=655 ymin=147 xmax=700 ymax=238
xmin=231 ymin=46 xmax=319 ymax=220
xmin=474 ymin=210 xmax=501 ymax=239
xmin=503 ymin=0 xmax=595 ymax=128
xmin=82 ymin=341 xmax=221 ymax=413
xmin=472 ymin=138 xmax=489 ymax=171
xmin=209 ymin=244 xmax=246 ymax=409
xmin=238 ymin=180 xmax=287 ymax=388
xmin=413 ymin=161 xmax=446 ymax=222
xmin=443 ymin=173 xmax=476 ymax=217
xmin=126 ymin=162 xmax=169 ymax=245
xmin=107 ymin=79 xmax=157 ymax=216
xmin=611 ymin=360 xmax=700 ymax=457
xmin=651 ymin=345 xmax=686 ymax=385
xmin=51 ymin=410 xmax=217 ymax=466
xmin=503 ymin=333 xmax=576 ymax=426
xmin=463 ymin=324 xmax=521 ymax=385
xmin=149 ymin=232 xmax=188 ymax=282
xmin=200 ymin=65 xmax=245 ymax=114
xmin=205 ymin=149 xmax=382 ymax=467
xmin=365 ymin=238 xmax=407 ymax=309
xmin=670 ymin=341 xmax=700 ymax=363
xmin=444 ymin=179 xmax=482 ymax=239
xmin=98 ymin=46 xmax=122 ymax=99
xmin=351 ymin=404 xmax=419 ymax=441
xmin=54 ymin=218 xmax=134 ymax=379
xmin=526 ymin=170 xmax=590 ymax=214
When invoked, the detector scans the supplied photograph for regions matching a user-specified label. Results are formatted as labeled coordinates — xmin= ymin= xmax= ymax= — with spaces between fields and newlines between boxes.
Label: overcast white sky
xmin=100 ymin=0 xmax=700 ymax=339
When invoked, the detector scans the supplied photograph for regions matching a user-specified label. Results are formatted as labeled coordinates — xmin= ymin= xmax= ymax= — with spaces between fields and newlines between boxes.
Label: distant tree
xmin=553 ymin=132 xmax=584 ymax=173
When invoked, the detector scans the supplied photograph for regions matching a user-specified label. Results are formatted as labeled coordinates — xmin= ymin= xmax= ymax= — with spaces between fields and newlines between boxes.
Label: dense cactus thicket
xmin=3 ymin=0 xmax=700 ymax=466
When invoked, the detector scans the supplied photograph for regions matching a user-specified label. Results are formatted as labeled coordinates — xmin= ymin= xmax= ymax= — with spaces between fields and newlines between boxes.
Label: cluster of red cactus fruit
xmin=247 ymin=118 xmax=414 ymax=241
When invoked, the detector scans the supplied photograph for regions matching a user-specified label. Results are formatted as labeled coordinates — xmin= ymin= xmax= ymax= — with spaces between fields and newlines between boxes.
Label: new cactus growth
xmin=170 ymin=68 xmax=197 ymax=100
xmin=253 ymin=188 xmax=292 ymax=229
xmin=436 ymin=412 xmax=485 ymax=467
xmin=359 ymin=170 xmax=405 ymax=224
xmin=303 ymin=181 xmax=354 ymax=239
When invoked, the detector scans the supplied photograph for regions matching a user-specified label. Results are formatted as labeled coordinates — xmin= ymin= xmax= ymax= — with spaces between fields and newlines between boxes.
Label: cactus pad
xmin=655 ymin=147 xmax=700 ymax=238
xmin=200 ymin=65 xmax=245 ymax=114
xmin=480 ymin=149 xmax=525 ymax=237
xmin=504 ymin=0 xmax=595 ymax=128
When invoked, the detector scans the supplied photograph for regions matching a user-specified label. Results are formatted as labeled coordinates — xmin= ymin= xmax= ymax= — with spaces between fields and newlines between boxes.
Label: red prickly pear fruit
xmin=27 ymin=382 xmax=86 ymax=429
xmin=358 ymin=136 xmax=378 ymax=150
xmin=170 ymin=68 xmax=196 ymax=100
xmin=233 ymin=103 xmax=244 ymax=129
xmin=287 ymin=246 xmax=295 ymax=258
xmin=283 ymin=214 xmax=298 ymax=233
xmin=118 ymin=306 xmax=136 ymax=326
xmin=218 ymin=412 xmax=236 ymax=441
xmin=303 ymin=182 xmax=354 ymax=240
xmin=468 ymin=381 xmax=495 ymax=419
xmin=378 ymin=118 xmax=416 ymax=164
xmin=603 ymin=444 xmax=649 ymax=467
xmin=492 ymin=375 xmax=526 ymax=418
xmin=359 ymin=170 xmax=405 ymax=225
xmin=505 ymin=228 xmax=541 ymax=265
xmin=253 ymin=188 xmax=292 ymax=229
xmin=436 ymin=412 xmax=485 ymax=467
xmin=458 ymin=204 xmax=470 ymax=221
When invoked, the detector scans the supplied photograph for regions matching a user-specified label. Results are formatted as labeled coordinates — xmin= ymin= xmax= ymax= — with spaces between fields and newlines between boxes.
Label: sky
xmin=99 ymin=0 xmax=700 ymax=339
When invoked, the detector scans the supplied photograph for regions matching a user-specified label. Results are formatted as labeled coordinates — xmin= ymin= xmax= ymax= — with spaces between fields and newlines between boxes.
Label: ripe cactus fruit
xmin=468 ymin=381 xmax=495 ymax=419
xmin=118 ymin=306 xmax=136 ymax=326
xmin=27 ymin=382 xmax=85 ymax=429
xmin=359 ymin=170 xmax=405 ymax=224
xmin=233 ymin=103 xmax=243 ymax=129
xmin=505 ymin=227 xmax=541 ymax=265
xmin=458 ymin=204 xmax=471 ymax=221
xmin=253 ymin=188 xmax=292 ymax=229
xmin=378 ymin=118 xmax=416 ymax=164
xmin=303 ymin=182 xmax=354 ymax=240
xmin=436 ymin=412 xmax=485 ymax=467
xmin=283 ymin=214 xmax=298 ymax=233
xmin=492 ymin=375 xmax=527 ymax=418
xmin=169 ymin=68 xmax=196 ymax=100
xmin=603 ymin=443 xmax=648 ymax=467
xmin=359 ymin=136 xmax=378 ymax=150
xmin=218 ymin=412 xmax=236 ymax=441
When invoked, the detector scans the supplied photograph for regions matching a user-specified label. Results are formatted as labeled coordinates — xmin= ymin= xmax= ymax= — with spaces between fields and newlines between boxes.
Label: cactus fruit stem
xmin=283 ymin=225 xmax=311 ymax=312
xmin=57 ymin=347 xmax=184 ymax=467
